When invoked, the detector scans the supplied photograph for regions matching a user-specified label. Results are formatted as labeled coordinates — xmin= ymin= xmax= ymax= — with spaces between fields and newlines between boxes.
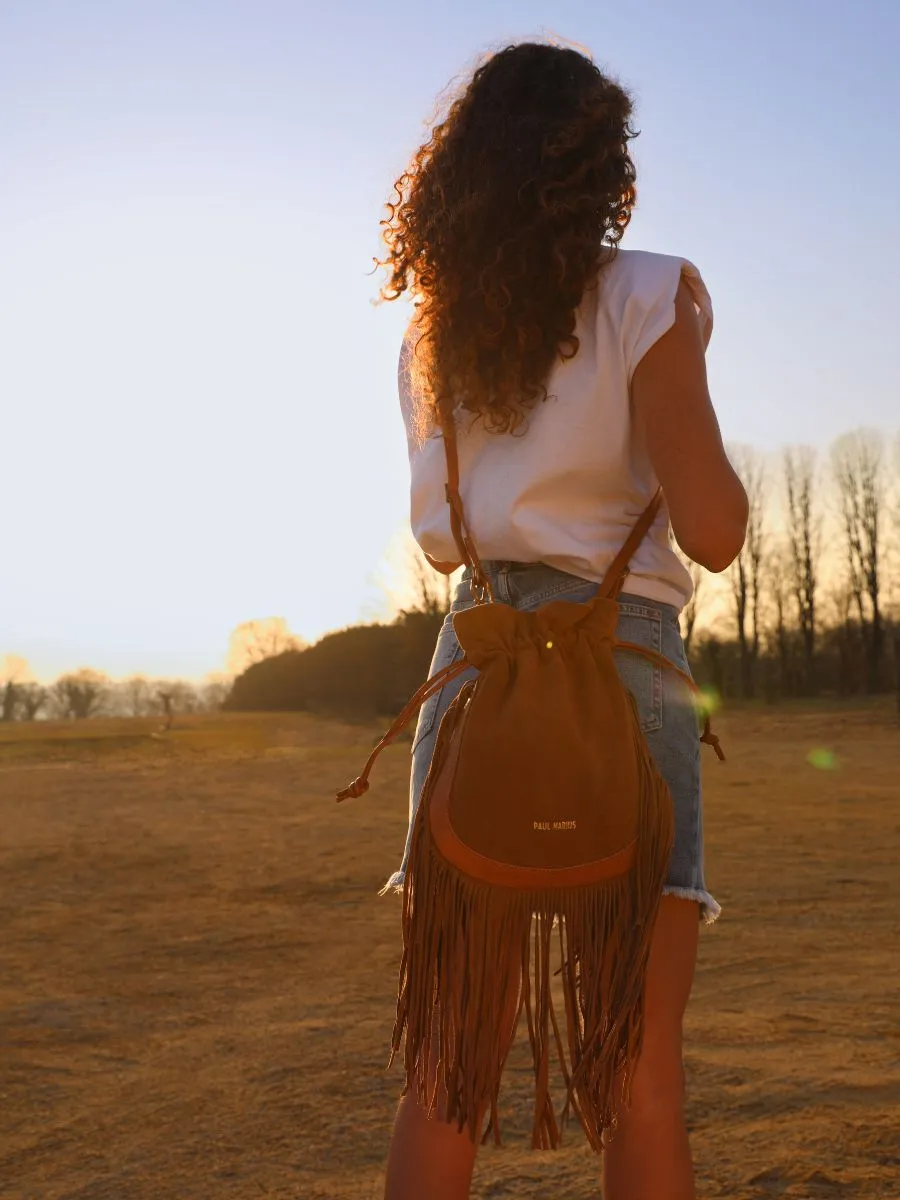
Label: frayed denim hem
xmin=662 ymin=884 xmax=722 ymax=926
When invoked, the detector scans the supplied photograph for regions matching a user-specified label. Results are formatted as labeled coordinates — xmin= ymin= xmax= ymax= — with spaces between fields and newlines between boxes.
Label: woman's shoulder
xmin=598 ymin=248 xmax=713 ymax=349
xmin=602 ymin=247 xmax=706 ymax=293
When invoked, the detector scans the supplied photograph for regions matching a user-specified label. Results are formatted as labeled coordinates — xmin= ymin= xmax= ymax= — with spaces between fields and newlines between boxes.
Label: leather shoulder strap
xmin=439 ymin=407 xmax=662 ymax=605
xmin=439 ymin=410 xmax=493 ymax=602
xmin=596 ymin=489 xmax=663 ymax=598
xmin=439 ymin=412 xmax=468 ymax=566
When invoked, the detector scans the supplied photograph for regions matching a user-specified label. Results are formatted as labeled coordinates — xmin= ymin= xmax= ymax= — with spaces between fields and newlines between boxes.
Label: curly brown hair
xmin=376 ymin=41 xmax=638 ymax=439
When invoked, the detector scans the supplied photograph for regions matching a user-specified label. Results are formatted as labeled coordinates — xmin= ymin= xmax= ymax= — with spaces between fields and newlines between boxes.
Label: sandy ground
xmin=1 ymin=704 xmax=898 ymax=1200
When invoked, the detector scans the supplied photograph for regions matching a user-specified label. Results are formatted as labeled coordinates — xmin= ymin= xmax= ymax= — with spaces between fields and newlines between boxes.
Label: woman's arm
xmin=631 ymin=278 xmax=749 ymax=572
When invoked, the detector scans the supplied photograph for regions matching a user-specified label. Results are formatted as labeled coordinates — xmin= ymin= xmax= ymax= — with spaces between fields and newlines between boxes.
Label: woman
xmin=375 ymin=40 xmax=748 ymax=1200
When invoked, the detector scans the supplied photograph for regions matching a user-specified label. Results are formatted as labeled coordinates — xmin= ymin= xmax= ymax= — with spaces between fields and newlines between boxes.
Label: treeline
xmin=0 ymin=671 xmax=231 ymax=723
xmin=0 ymin=618 xmax=296 ymax=725
xmin=687 ymin=623 xmax=900 ymax=703
xmin=679 ymin=430 xmax=900 ymax=704
xmin=223 ymin=609 xmax=446 ymax=717
xmin=220 ymin=592 xmax=900 ymax=721
xmin=226 ymin=427 xmax=900 ymax=716
xmin=4 ymin=429 xmax=898 ymax=724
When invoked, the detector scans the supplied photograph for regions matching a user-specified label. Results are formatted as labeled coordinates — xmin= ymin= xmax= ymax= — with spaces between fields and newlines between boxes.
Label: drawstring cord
xmin=335 ymin=658 xmax=470 ymax=802
xmin=336 ymin=637 xmax=724 ymax=803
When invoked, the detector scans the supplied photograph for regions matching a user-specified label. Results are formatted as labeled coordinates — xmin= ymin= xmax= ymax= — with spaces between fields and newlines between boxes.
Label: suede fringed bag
xmin=337 ymin=411 xmax=724 ymax=1153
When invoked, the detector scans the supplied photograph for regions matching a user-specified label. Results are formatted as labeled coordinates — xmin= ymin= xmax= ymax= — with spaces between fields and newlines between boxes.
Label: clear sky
xmin=2 ymin=0 xmax=898 ymax=684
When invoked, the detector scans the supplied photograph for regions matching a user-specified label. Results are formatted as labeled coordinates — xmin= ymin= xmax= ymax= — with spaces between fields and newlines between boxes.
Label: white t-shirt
xmin=399 ymin=249 xmax=714 ymax=612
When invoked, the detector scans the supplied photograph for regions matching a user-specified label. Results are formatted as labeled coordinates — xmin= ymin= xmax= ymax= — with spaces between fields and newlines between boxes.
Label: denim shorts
xmin=382 ymin=561 xmax=721 ymax=925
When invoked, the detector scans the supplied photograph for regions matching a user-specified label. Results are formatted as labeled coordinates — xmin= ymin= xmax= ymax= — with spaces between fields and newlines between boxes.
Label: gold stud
xmin=546 ymin=641 xmax=553 ymax=649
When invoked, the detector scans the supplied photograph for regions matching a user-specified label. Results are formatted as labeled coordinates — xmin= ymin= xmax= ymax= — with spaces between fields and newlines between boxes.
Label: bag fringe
xmin=389 ymin=703 xmax=674 ymax=1152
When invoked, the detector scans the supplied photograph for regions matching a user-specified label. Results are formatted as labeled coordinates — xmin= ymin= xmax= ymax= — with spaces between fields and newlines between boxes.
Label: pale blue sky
xmin=2 ymin=1 xmax=898 ymax=684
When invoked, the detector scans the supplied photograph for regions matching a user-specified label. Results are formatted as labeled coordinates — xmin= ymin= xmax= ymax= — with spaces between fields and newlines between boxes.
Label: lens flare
xmin=694 ymin=685 xmax=721 ymax=717
xmin=807 ymin=747 xmax=838 ymax=771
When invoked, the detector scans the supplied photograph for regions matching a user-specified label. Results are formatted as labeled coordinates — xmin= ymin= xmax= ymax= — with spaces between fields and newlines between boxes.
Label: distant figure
xmin=157 ymin=691 xmax=173 ymax=733
xmin=372 ymin=40 xmax=748 ymax=1200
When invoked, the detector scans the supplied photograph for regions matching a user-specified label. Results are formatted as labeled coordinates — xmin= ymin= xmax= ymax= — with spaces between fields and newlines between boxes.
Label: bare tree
xmin=823 ymin=581 xmax=861 ymax=697
xmin=227 ymin=618 xmax=304 ymax=676
xmin=674 ymin=550 xmax=706 ymax=655
xmin=121 ymin=675 xmax=156 ymax=717
xmin=695 ymin=633 xmax=725 ymax=699
xmin=768 ymin=542 xmax=793 ymax=698
xmin=728 ymin=446 xmax=766 ymax=698
xmin=51 ymin=669 xmax=110 ymax=720
xmin=404 ymin=544 xmax=452 ymax=617
xmin=784 ymin=446 xmax=821 ymax=694
xmin=18 ymin=683 xmax=48 ymax=721
xmin=1 ymin=681 xmax=17 ymax=722
xmin=198 ymin=676 xmax=232 ymax=712
xmin=831 ymin=430 xmax=886 ymax=693
xmin=0 ymin=654 xmax=31 ymax=721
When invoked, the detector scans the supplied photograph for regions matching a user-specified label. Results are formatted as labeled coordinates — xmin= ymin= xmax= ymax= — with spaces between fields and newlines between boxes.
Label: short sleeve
xmin=397 ymin=327 xmax=421 ymax=453
xmin=627 ymin=257 xmax=713 ymax=382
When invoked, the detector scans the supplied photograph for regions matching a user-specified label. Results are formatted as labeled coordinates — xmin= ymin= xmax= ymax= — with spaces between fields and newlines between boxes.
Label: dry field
xmin=1 ymin=703 xmax=898 ymax=1200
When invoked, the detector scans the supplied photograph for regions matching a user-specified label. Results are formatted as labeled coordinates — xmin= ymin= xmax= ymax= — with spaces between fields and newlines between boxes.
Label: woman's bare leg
xmin=383 ymin=1087 xmax=480 ymax=1200
xmin=383 ymin=971 xmax=521 ymax=1200
xmin=383 ymin=896 xmax=700 ymax=1199
xmin=601 ymin=895 xmax=700 ymax=1200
